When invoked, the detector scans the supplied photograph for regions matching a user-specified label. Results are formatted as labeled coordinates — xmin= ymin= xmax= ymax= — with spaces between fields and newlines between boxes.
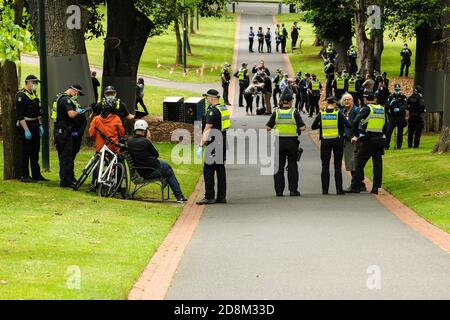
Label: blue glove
xmin=39 ymin=124 xmax=44 ymax=137
xmin=76 ymin=108 xmax=86 ymax=114
xmin=71 ymin=131 xmax=79 ymax=137
xmin=196 ymin=146 xmax=203 ymax=159
xmin=24 ymin=128 xmax=32 ymax=140
xmin=394 ymin=108 xmax=400 ymax=113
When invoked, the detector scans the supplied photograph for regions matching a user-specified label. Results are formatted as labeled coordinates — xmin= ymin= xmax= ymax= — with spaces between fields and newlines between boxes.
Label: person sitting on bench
xmin=127 ymin=120 xmax=188 ymax=203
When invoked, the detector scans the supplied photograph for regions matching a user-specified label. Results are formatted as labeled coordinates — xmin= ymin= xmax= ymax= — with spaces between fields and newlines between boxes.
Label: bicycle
xmin=73 ymin=128 xmax=129 ymax=198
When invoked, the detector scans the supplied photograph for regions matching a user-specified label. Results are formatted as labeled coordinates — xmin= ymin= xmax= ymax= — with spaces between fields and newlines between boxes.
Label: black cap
xmin=70 ymin=84 xmax=85 ymax=96
xmin=25 ymin=75 xmax=41 ymax=83
xmin=414 ymin=85 xmax=422 ymax=93
xmin=104 ymin=85 xmax=116 ymax=94
xmin=327 ymin=96 xmax=338 ymax=103
xmin=394 ymin=83 xmax=401 ymax=90
xmin=281 ymin=93 xmax=293 ymax=102
xmin=202 ymin=89 xmax=220 ymax=98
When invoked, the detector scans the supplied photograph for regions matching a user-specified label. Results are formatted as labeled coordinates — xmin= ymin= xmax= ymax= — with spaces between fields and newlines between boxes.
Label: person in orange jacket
xmin=89 ymin=102 xmax=125 ymax=154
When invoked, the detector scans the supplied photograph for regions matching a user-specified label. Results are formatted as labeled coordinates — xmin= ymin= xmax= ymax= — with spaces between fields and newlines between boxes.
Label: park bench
xmin=122 ymin=151 xmax=170 ymax=202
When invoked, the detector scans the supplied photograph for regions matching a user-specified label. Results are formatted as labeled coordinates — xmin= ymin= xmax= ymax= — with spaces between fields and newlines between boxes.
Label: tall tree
xmin=0 ymin=0 xmax=34 ymax=180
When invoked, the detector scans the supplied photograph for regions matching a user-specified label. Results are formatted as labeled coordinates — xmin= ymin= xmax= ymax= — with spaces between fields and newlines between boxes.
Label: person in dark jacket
xmin=386 ymin=84 xmax=407 ymax=149
xmin=311 ymin=96 xmax=352 ymax=195
xmin=406 ymin=85 xmax=426 ymax=148
xmin=127 ymin=120 xmax=187 ymax=203
xmin=257 ymin=27 xmax=264 ymax=53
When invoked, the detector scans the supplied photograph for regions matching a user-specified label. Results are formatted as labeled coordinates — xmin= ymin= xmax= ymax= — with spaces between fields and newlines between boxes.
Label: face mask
xmin=72 ymin=95 xmax=78 ymax=101
xmin=106 ymin=96 xmax=116 ymax=103
xmin=32 ymin=83 xmax=39 ymax=91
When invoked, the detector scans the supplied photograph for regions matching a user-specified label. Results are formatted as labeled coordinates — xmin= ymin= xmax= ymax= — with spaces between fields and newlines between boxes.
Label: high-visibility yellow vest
xmin=215 ymin=105 xmax=230 ymax=131
xmin=238 ymin=68 xmax=247 ymax=81
xmin=362 ymin=104 xmax=385 ymax=133
xmin=336 ymin=78 xmax=346 ymax=90
xmin=311 ymin=80 xmax=320 ymax=91
xmin=274 ymin=108 xmax=297 ymax=137
xmin=348 ymin=79 xmax=358 ymax=93
xmin=321 ymin=110 xmax=339 ymax=139
xmin=103 ymin=99 xmax=121 ymax=111
xmin=52 ymin=93 xmax=68 ymax=120
xmin=17 ymin=89 xmax=38 ymax=101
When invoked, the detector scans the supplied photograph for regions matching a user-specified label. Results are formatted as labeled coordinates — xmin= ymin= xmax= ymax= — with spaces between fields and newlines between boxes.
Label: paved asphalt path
xmin=166 ymin=2 xmax=450 ymax=299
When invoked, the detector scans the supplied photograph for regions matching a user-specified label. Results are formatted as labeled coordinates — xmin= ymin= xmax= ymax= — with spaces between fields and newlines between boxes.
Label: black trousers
xmin=249 ymin=38 xmax=254 ymax=52
xmin=55 ymin=130 xmax=75 ymax=187
xmin=400 ymin=61 xmax=410 ymax=77
xmin=244 ymin=94 xmax=253 ymax=113
xmin=335 ymin=89 xmax=345 ymax=100
xmin=309 ymin=95 xmax=320 ymax=117
xmin=265 ymin=40 xmax=272 ymax=53
xmin=258 ymin=40 xmax=264 ymax=53
xmin=136 ymin=97 xmax=148 ymax=114
xmin=325 ymin=76 xmax=334 ymax=98
xmin=20 ymin=123 xmax=41 ymax=179
xmin=273 ymin=86 xmax=280 ymax=106
xmin=300 ymin=91 xmax=308 ymax=113
xmin=291 ymin=34 xmax=298 ymax=49
xmin=276 ymin=41 xmax=281 ymax=52
xmin=354 ymin=137 xmax=384 ymax=190
xmin=281 ymin=38 xmax=287 ymax=53
xmin=204 ymin=163 xmax=226 ymax=200
xmin=320 ymin=139 xmax=344 ymax=193
xmin=274 ymin=138 xmax=299 ymax=194
xmin=294 ymin=88 xmax=301 ymax=110
xmin=408 ymin=117 xmax=424 ymax=148
xmin=386 ymin=117 xmax=405 ymax=149
xmin=222 ymin=81 xmax=230 ymax=104
xmin=238 ymin=81 xmax=248 ymax=107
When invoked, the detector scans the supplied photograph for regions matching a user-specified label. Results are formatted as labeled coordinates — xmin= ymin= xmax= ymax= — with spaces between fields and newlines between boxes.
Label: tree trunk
xmin=434 ymin=0 xmax=450 ymax=152
xmin=190 ymin=9 xmax=195 ymax=34
xmin=102 ymin=0 xmax=152 ymax=118
xmin=175 ymin=17 xmax=182 ymax=65
xmin=334 ymin=18 xmax=352 ymax=72
xmin=372 ymin=28 xmax=384 ymax=72
xmin=354 ymin=0 xmax=374 ymax=75
xmin=0 ymin=62 xmax=21 ymax=180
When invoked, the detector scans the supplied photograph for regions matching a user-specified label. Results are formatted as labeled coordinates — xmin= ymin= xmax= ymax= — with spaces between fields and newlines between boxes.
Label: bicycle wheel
xmin=97 ymin=162 xmax=125 ymax=198
xmin=73 ymin=154 xmax=100 ymax=191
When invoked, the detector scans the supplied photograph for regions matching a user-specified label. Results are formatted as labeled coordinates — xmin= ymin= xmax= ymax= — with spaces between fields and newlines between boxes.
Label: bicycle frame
xmin=97 ymin=144 xmax=119 ymax=187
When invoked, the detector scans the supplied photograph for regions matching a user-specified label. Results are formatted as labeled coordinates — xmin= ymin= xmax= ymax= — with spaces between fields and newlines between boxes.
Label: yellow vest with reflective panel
xmin=274 ymin=108 xmax=297 ymax=137
xmin=52 ymin=93 xmax=68 ymax=121
xmin=311 ymin=80 xmax=320 ymax=91
xmin=348 ymin=79 xmax=358 ymax=93
xmin=238 ymin=68 xmax=247 ymax=81
xmin=336 ymin=78 xmax=345 ymax=90
xmin=215 ymin=105 xmax=230 ymax=131
xmin=362 ymin=104 xmax=385 ymax=133
xmin=321 ymin=110 xmax=339 ymax=139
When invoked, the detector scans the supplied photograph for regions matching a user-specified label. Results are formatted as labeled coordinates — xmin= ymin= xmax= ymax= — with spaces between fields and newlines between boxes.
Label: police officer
xmin=15 ymin=75 xmax=48 ymax=183
xmin=266 ymin=92 xmax=306 ymax=197
xmin=308 ymin=74 xmax=322 ymax=118
xmin=347 ymin=73 xmax=360 ymax=107
xmin=312 ymin=96 xmax=351 ymax=195
xmin=221 ymin=63 xmax=231 ymax=105
xmin=350 ymin=92 xmax=387 ymax=194
xmin=52 ymin=84 xmax=87 ymax=188
xmin=332 ymin=72 xmax=347 ymax=100
xmin=406 ymin=85 xmax=426 ymax=148
xmin=93 ymin=86 xmax=136 ymax=127
xmin=347 ymin=45 xmax=357 ymax=75
xmin=196 ymin=89 xmax=230 ymax=205
xmin=234 ymin=63 xmax=250 ymax=108
xmin=322 ymin=43 xmax=339 ymax=64
xmin=280 ymin=23 xmax=288 ymax=54
xmin=356 ymin=72 xmax=365 ymax=107
xmin=386 ymin=84 xmax=407 ymax=150
xmin=291 ymin=21 xmax=299 ymax=50
xmin=298 ymin=72 xmax=310 ymax=114
xmin=400 ymin=44 xmax=412 ymax=77
xmin=248 ymin=26 xmax=255 ymax=53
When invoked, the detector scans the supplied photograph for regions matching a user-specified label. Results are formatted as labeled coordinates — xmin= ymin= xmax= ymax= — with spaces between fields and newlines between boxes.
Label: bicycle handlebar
xmin=94 ymin=127 xmax=127 ymax=149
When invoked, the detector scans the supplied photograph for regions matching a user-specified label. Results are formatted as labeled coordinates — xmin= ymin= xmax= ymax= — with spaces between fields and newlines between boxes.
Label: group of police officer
xmin=15 ymin=75 xmax=147 ymax=187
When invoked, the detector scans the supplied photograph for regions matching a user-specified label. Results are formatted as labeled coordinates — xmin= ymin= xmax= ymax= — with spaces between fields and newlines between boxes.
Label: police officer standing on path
xmin=15 ymin=75 xmax=48 ymax=183
xmin=311 ymin=96 xmax=351 ymax=195
xmin=196 ymin=89 xmax=230 ymax=205
xmin=400 ymin=43 xmax=413 ymax=77
xmin=266 ymin=91 xmax=306 ymax=197
xmin=350 ymin=92 xmax=387 ymax=194
xmin=386 ymin=84 xmax=407 ymax=150
xmin=221 ymin=63 xmax=231 ymax=105
xmin=407 ymin=85 xmax=426 ymax=148
xmin=234 ymin=63 xmax=250 ymax=108
xmin=52 ymin=84 xmax=87 ymax=188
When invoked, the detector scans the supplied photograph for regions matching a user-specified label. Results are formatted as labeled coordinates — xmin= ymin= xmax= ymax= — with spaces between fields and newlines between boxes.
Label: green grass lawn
xmin=0 ymin=142 xmax=202 ymax=299
xmin=364 ymin=134 xmax=450 ymax=233
xmin=20 ymin=64 xmax=199 ymax=117
xmin=27 ymin=5 xmax=236 ymax=83
xmin=277 ymin=13 xmax=416 ymax=83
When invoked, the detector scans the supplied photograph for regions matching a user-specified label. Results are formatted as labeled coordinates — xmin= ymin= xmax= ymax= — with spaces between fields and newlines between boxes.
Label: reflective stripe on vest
xmin=361 ymin=104 xmax=385 ymax=133
xmin=52 ymin=93 xmax=68 ymax=120
xmin=321 ymin=110 xmax=339 ymax=139
xmin=215 ymin=105 xmax=231 ymax=131
xmin=18 ymin=89 xmax=37 ymax=101
xmin=311 ymin=80 xmax=320 ymax=91
xmin=238 ymin=68 xmax=247 ymax=80
xmin=348 ymin=79 xmax=358 ymax=93
xmin=336 ymin=78 xmax=345 ymax=90
xmin=274 ymin=108 xmax=297 ymax=137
